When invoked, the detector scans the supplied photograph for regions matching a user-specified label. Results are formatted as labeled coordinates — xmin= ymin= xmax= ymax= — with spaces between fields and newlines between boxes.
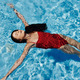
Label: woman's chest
xmin=27 ymin=32 xmax=39 ymax=44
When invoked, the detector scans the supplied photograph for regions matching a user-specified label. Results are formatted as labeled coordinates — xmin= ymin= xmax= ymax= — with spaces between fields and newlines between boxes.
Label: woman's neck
xmin=24 ymin=33 xmax=31 ymax=40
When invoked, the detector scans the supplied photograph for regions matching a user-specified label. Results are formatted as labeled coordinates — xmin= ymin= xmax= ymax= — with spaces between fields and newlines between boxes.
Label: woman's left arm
xmin=13 ymin=9 xmax=29 ymax=27
xmin=1 ymin=43 xmax=34 ymax=80
xmin=7 ymin=4 xmax=29 ymax=27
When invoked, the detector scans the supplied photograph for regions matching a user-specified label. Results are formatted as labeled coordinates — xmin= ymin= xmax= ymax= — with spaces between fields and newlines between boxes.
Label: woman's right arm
xmin=1 ymin=43 xmax=34 ymax=80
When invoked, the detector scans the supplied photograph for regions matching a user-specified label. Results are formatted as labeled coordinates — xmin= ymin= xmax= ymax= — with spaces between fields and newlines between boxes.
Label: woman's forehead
xmin=13 ymin=31 xmax=17 ymax=36
xmin=13 ymin=31 xmax=17 ymax=34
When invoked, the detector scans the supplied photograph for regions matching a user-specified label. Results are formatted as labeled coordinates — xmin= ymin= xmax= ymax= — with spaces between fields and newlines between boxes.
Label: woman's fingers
xmin=1 ymin=76 xmax=6 ymax=80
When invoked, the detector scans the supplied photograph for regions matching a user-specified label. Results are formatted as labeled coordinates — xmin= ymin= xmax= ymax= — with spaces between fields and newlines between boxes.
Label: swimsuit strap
xmin=27 ymin=41 xmax=36 ymax=44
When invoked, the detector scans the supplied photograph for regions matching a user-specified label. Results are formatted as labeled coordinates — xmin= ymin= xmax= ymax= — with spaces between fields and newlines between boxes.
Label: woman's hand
xmin=7 ymin=3 xmax=14 ymax=8
xmin=1 ymin=76 xmax=7 ymax=80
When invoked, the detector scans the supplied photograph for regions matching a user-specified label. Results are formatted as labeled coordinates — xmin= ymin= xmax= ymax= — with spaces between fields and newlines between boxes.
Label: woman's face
xmin=12 ymin=30 xmax=26 ymax=40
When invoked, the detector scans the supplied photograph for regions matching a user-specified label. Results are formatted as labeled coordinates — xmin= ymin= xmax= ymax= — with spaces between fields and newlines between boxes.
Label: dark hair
xmin=25 ymin=23 xmax=47 ymax=33
xmin=11 ymin=30 xmax=26 ymax=43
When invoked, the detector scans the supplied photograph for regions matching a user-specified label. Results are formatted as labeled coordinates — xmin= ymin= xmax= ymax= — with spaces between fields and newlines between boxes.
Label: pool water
xmin=0 ymin=0 xmax=80 ymax=80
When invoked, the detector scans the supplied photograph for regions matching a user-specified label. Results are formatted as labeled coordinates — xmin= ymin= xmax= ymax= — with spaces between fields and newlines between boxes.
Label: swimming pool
xmin=0 ymin=0 xmax=80 ymax=80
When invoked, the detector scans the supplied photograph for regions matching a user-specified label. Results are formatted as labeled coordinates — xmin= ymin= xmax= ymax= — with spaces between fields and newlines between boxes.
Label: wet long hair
xmin=11 ymin=23 xmax=47 ymax=43
xmin=25 ymin=23 xmax=47 ymax=33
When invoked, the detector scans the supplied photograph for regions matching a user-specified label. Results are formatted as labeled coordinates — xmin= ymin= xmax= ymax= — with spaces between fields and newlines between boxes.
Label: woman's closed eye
xmin=15 ymin=33 xmax=18 ymax=35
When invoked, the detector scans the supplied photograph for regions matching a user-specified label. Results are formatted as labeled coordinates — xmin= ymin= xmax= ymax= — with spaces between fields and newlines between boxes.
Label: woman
xmin=1 ymin=4 xmax=80 ymax=80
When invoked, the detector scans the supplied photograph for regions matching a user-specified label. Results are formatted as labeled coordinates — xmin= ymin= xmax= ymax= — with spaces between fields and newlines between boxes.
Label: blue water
xmin=0 ymin=0 xmax=80 ymax=80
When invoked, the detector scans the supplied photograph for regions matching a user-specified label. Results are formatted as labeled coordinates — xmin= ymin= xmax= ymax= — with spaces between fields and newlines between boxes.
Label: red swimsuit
xmin=36 ymin=31 xmax=68 ymax=49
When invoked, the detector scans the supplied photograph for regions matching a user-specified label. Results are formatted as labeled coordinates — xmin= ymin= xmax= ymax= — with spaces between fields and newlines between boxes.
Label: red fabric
xmin=36 ymin=31 xmax=68 ymax=49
